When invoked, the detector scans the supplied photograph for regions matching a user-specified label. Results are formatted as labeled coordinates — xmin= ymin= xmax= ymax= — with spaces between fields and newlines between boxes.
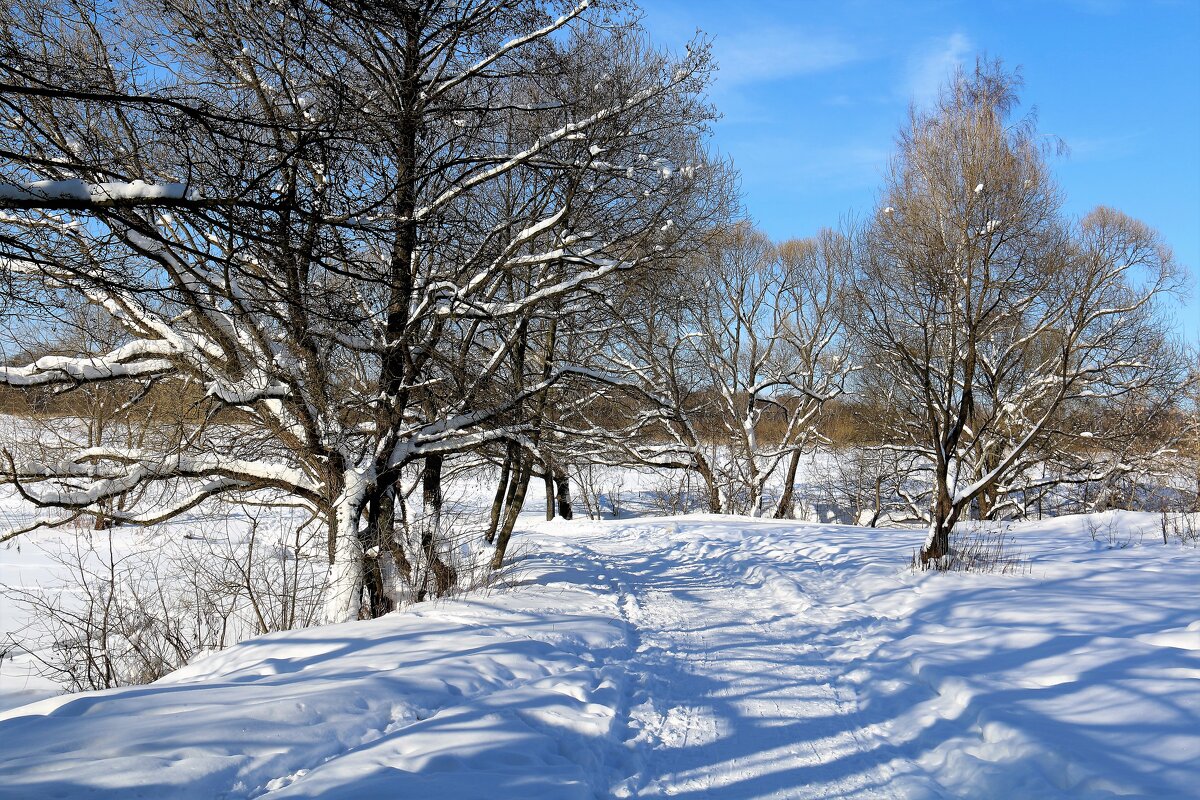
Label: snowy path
xmin=584 ymin=523 xmax=907 ymax=798
xmin=1 ymin=513 xmax=1198 ymax=798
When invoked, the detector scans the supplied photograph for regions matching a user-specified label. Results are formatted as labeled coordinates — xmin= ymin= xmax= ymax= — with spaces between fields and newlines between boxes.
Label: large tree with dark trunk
xmin=0 ymin=0 xmax=725 ymax=619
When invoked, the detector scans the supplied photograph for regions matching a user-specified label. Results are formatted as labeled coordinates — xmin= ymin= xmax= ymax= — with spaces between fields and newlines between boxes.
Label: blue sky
xmin=637 ymin=0 xmax=1200 ymax=339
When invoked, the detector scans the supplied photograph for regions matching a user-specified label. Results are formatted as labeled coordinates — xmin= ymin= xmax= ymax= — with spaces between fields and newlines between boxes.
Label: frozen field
xmin=0 ymin=511 xmax=1197 ymax=798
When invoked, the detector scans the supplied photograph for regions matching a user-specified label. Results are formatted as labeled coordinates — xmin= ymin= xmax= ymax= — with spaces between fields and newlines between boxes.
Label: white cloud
xmin=904 ymin=32 xmax=972 ymax=106
xmin=714 ymin=27 xmax=860 ymax=87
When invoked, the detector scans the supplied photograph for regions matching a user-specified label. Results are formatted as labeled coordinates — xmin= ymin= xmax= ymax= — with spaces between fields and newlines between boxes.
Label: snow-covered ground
xmin=0 ymin=511 xmax=1197 ymax=798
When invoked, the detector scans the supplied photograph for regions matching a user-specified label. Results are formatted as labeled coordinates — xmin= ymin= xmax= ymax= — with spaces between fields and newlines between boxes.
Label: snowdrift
xmin=1 ymin=513 xmax=1197 ymax=798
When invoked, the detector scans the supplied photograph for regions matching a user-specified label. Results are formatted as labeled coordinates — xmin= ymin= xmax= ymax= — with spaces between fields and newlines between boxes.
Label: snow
xmin=0 ymin=179 xmax=193 ymax=206
xmin=0 ymin=340 xmax=176 ymax=386
xmin=1 ymin=510 xmax=1197 ymax=798
xmin=0 ymin=529 xmax=59 ymax=711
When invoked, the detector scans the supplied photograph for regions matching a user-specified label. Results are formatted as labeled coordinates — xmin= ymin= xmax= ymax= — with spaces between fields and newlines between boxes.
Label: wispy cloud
xmin=730 ymin=134 xmax=892 ymax=191
xmin=1051 ymin=131 xmax=1141 ymax=161
xmin=713 ymin=26 xmax=860 ymax=87
xmin=903 ymin=32 xmax=972 ymax=106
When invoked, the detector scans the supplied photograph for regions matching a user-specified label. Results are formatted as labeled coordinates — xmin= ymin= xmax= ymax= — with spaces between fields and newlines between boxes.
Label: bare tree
xmin=849 ymin=60 xmax=1189 ymax=567
xmin=566 ymin=222 xmax=852 ymax=515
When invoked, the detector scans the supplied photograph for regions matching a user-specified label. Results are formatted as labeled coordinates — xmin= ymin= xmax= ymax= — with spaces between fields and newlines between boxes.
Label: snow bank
xmin=0 ymin=540 xmax=631 ymax=798
xmin=0 ymin=512 xmax=1197 ymax=798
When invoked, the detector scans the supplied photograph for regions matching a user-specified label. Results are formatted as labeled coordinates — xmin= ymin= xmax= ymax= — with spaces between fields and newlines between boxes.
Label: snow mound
xmin=0 ymin=513 xmax=1197 ymax=799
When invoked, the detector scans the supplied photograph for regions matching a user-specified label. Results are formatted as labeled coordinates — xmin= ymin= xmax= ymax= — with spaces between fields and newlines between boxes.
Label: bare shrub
xmin=572 ymin=464 xmax=606 ymax=521
xmin=1 ymin=505 xmax=329 ymax=691
xmin=1085 ymin=514 xmax=1137 ymax=550
xmin=384 ymin=495 xmax=525 ymax=607
xmin=1160 ymin=512 xmax=1199 ymax=546
xmin=647 ymin=471 xmax=705 ymax=516
xmin=604 ymin=474 xmax=626 ymax=518
xmin=176 ymin=509 xmax=327 ymax=639
xmin=810 ymin=448 xmax=928 ymax=526
xmin=396 ymin=511 xmax=462 ymax=604
xmin=571 ymin=465 xmax=626 ymax=520
xmin=4 ymin=529 xmax=204 ymax=691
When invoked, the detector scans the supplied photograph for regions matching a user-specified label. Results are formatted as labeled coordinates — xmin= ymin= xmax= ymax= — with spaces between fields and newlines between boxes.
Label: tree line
xmin=1 ymin=1 xmax=1193 ymax=622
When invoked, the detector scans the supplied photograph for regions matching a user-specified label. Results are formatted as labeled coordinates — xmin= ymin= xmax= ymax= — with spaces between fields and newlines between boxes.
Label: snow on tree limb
xmin=0 ymin=340 xmax=177 ymax=386
xmin=0 ymin=179 xmax=202 ymax=210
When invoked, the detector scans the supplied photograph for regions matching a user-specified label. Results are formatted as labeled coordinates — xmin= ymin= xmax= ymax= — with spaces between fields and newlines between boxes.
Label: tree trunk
xmin=490 ymin=455 xmax=533 ymax=570
xmin=774 ymin=449 xmax=803 ymax=519
xmin=423 ymin=453 xmax=444 ymax=526
xmin=543 ymin=455 xmax=555 ymax=521
xmin=977 ymin=485 xmax=996 ymax=520
xmin=359 ymin=6 xmax=420 ymax=617
xmin=359 ymin=492 xmax=396 ymax=618
xmin=378 ymin=488 xmax=413 ymax=585
xmin=417 ymin=454 xmax=456 ymax=599
xmin=419 ymin=528 xmax=457 ymax=600
xmin=554 ymin=466 xmax=573 ymax=520
xmin=492 ymin=445 xmax=525 ymax=542
xmin=491 ymin=316 xmax=552 ymax=567
xmin=870 ymin=474 xmax=883 ymax=527
xmin=357 ymin=538 xmax=391 ymax=618
xmin=693 ymin=459 xmax=721 ymax=514
xmin=320 ymin=466 xmax=370 ymax=623
xmin=976 ymin=445 xmax=1002 ymax=520
xmin=920 ymin=487 xmax=957 ymax=568
xmin=486 ymin=442 xmax=516 ymax=544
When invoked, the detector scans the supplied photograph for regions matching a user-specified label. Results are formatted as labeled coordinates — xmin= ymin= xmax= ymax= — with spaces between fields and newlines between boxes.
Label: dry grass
xmin=914 ymin=522 xmax=1030 ymax=574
